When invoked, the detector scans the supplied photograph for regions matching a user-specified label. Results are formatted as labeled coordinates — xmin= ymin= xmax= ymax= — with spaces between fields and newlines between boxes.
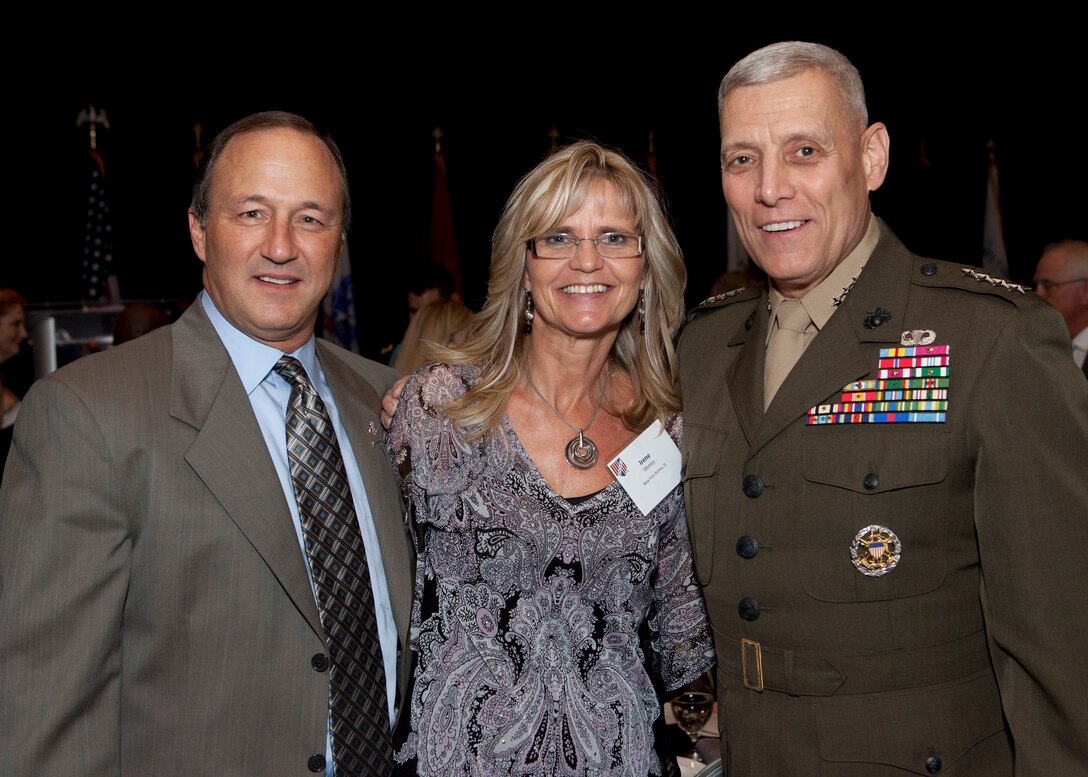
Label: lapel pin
xmin=864 ymin=307 xmax=892 ymax=329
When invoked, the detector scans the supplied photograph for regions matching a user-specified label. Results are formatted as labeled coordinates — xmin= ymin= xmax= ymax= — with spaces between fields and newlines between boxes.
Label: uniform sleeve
xmin=0 ymin=377 xmax=130 ymax=775
xmin=647 ymin=414 xmax=716 ymax=692
xmin=970 ymin=303 xmax=1088 ymax=770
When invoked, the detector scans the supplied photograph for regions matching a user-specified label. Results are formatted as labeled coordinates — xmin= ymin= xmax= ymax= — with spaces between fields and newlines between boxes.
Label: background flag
xmin=321 ymin=243 xmax=358 ymax=353
xmin=77 ymin=106 xmax=119 ymax=302
xmin=430 ymin=127 xmax=463 ymax=299
xmin=982 ymin=139 xmax=1009 ymax=277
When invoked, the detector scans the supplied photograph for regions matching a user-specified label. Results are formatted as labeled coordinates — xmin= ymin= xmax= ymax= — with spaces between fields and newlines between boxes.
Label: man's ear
xmin=862 ymin=122 xmax=890 ymax=193
xmin=188 ymin=209 xmax=207 ymax=263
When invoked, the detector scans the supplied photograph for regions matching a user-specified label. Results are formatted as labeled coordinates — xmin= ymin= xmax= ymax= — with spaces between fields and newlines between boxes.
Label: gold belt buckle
xmin=741 ymin=638 xmax=764 ymax=692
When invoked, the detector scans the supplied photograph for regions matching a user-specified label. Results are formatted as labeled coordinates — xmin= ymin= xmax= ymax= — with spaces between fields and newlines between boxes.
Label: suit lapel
xmin=727 ymin=293 xmax=770 ymax=447
xmin=170 ymin=303 xmax=325 ymax=640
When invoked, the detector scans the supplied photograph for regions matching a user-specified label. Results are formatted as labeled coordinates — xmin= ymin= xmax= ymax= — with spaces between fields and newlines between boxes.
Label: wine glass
xmin=670 ymin=674 xmax=715 ymax=763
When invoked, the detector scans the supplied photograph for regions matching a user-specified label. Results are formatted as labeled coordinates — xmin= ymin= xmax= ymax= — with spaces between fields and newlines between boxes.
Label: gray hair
xmin=1042 ymin=238 xmax=1088 ymax=261
xmin=718 ymin=41 xmax=868 ymax=131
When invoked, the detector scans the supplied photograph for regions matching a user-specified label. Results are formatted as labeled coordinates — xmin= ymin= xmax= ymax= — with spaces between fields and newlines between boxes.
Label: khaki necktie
xmin=274 ymin=356 xmax=393 ymax=775
xmin=764 ymin=299 xmax=813 ymax=409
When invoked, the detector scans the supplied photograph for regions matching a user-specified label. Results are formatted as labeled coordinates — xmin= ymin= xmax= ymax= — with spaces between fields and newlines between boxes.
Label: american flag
xmin=321 ymin=242 xmax=359 ymax=353
xmin=81 ymin=150 xmax=116 ymax=301
xmin=77 ymin=105 xmax=118 ymax=302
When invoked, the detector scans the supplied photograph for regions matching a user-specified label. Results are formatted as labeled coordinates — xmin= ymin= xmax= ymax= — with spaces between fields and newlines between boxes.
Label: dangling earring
xmin=524 ymin=291 xmax=534 ymax=335
xmin=637 ymin=289 xmax=646 ymax=335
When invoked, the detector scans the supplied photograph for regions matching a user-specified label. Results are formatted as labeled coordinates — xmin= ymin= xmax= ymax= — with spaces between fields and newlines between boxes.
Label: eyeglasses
xmin=529 ymin=232 xmax=643 ymax=260
xmin=1033 ymin=277 xmax=1087 ymax=292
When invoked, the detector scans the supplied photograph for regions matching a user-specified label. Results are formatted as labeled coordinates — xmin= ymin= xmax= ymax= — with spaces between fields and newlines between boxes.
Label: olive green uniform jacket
xmin=678 ymin=220 xmax=1088 ymax=776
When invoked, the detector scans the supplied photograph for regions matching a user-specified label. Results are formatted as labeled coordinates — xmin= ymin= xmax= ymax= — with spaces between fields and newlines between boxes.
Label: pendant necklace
xmin=524 ymin=362 xmax=612 ymax=470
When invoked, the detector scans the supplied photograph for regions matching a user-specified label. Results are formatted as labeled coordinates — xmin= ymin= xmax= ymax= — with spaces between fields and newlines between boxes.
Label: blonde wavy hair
xmin=392 ymin=298 xmax=475 ymax=376
xmin=432 ymin=140 xmax=687 ymax=440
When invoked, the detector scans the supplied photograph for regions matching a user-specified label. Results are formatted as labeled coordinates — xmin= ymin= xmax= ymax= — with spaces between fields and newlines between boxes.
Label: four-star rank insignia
xmin=851 ymin=524 xmax=901 ymax=576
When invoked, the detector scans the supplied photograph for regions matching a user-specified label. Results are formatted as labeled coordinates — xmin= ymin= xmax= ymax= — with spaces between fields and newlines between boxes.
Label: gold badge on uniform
xmin=851 ymin=525 xmax=901 ymax=576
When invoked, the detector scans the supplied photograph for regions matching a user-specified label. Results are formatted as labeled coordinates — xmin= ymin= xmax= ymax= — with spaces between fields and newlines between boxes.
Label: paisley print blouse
xmin=387 ymin=363 xmax=715 ymax=776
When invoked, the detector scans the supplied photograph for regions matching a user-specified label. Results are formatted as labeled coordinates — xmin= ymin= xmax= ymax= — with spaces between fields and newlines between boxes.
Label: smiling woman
xmin=385 ymin=140 xmax=714 ymax=776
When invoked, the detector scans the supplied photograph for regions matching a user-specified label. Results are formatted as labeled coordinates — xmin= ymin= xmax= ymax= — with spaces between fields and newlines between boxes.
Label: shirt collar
xmin=200 ymin=291 xmax=318 ymax=394
xmin=767 ymin=214 xmax=880 ymax=343
xmin=1073 ymin=326 xmax=1088 ymax=353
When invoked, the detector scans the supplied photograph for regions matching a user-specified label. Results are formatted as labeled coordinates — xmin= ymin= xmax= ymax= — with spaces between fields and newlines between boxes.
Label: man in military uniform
xmin=679 ymin=41 xmax=1088 ymax=775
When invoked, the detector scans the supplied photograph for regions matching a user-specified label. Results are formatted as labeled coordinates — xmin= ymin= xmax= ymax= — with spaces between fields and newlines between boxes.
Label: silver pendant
xmin=565 ymin=433 xmax=599 ymax=470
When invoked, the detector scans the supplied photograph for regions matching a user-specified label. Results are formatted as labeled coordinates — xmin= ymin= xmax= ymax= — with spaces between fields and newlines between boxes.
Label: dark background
xmin=9 ymin=28 xmax=1084 ymax=365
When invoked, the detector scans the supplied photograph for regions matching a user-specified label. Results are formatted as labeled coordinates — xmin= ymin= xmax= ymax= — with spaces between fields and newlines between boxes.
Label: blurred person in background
xmin=384 ymin=261 xmax=459 ymax=366
xmin=0 ymin=288 xmax=28 ymax=483
xmin=1033 ymin=238 xmax=1088 ymax=375
xmin=111 ymin=301 xmax=172 ymax=346
xmin=390 ymin=297 xmax=474 ymax=376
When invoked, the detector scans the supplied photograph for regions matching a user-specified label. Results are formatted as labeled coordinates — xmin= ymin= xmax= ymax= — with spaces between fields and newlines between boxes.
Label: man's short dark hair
xmin=190 ymin=110 xmax=351 ymax=233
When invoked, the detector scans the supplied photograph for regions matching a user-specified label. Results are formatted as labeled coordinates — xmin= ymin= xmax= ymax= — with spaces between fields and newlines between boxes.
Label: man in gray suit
xmin=679 ymin=42 xmax=1088 ymax=775
xmin=0 ymin=111 xmax=413 ymax=776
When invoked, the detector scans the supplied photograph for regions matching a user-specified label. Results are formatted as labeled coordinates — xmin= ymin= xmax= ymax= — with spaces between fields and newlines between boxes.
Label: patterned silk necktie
xmin=273 ymin=356 xmax=392 ymax=776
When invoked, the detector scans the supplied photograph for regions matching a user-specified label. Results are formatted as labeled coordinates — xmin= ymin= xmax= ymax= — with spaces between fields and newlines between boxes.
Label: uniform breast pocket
xmin=799 ymin=427 xmax=950 ymax=602
xmin=682 ymin=424 xmax=728 ymax=585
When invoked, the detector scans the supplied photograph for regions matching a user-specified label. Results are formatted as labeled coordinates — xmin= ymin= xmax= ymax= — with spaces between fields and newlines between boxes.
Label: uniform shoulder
xmin=909 ymin=257 xmax=1036 ymax=309
xmin=686 ymin=284 xmax=763 ymax=323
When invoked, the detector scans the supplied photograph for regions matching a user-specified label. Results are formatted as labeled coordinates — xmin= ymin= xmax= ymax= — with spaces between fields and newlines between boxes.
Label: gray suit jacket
xmin=678 ymin=220 xmax=1088 ymax=776
xmin=0 ymin=300 xmax=414 ymax=776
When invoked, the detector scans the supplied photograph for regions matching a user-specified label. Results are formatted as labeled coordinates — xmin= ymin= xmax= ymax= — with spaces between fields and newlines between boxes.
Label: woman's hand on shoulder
xmin=381 ymin=374 xmax=409 ymax=430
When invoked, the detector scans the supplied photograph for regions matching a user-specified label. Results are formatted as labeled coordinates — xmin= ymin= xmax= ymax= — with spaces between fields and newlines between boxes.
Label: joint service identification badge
xmin=851 ymin=524 xmax=901 ymax=576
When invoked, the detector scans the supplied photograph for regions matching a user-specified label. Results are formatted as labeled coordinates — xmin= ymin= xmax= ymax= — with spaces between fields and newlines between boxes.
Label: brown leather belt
xmin=718 ymin=629 xmax=992 ymax=696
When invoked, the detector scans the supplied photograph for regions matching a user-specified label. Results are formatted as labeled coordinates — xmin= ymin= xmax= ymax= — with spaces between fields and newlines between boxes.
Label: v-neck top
xmin=387 ymin=362 xmax=714 ymax=776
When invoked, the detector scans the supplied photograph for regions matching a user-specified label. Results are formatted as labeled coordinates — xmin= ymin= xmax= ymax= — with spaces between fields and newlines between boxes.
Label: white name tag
xmin=607 ymin=419 xmax=682 ymax=516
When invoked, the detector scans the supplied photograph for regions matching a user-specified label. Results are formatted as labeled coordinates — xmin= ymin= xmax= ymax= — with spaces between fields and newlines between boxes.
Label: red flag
xmin=430 ymin=128 xmax=462 ymax=299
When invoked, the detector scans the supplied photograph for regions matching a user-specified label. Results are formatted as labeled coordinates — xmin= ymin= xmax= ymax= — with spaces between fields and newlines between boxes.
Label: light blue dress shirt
xmin=202 ymin=293 xmax=397 ymax=774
